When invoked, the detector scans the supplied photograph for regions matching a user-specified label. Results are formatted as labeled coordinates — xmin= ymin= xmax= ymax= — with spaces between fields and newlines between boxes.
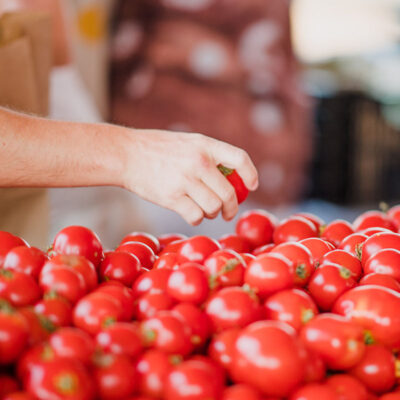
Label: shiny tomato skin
xmin=158 ymin=239 xmax=185 ymax=256
xmin=362 ymin=227 xmax=391 ymax=237
xmin=205 ymin=286 xmax=262 ymax=332
xmin=264 ymin=288 xmax=318 ymax=332
xmin=0 ymin=375 xmax=19 ymax=399
xmin=326 ymin=374 xmax=368 ymax=400
xmin=349 ymin=345 xmax=396 ymax=394
xmin=360 ymin=233 xmax=400 ymax=266
xmin=300 ymin=238 xmax=335 ymax=266
xmin=177 ymin=236 xmax=221 ymax=264
xmin=132 ymin=268 xmax=171 ymax=298
xmin=321 ymin=219 xmax=355 ymax=247
xmin=290 ymin=383 xmax=338 ymax=400
xmin=308 ymin=263 xmax=357 ymax=311
xmin=303 ymin=349 xmax=326 ymax=383
xmin=222 ymin=384 xmax=262 ymax=400
xmin=231 ymin=320 xmax=305 ymax=397
xmin=251 ymin=243 xmax=275 ymax=256
xmin=18 ymin=308 xmax=53 ymax=346
xmin=116 ymin=241 xmax=156 ymax=270
xmin=99 ymin=251 xmax=141 ymax=286
xmin=218 ymin=234 xmax=252 ymax=253
xmin=294 ymin=212 xmax=325 ymax=231
xmin=3 ymin=246 xmax=47 ymax=279
xmin=120 ymin=232 xmax=160 ymax=254
xmin=208 ymin=328 xmax=240 ymax=371
xmin=3 ymin=392 xmax=35 ymax=400
xmin=0 ymin=231 xmax=28 ymax=265
xmin=353 ymin=211 xmax=396 ymax=232
xmin=380 ymin=393 xmax=400 ymax=400
xmin=34 ymin=296 xmax=73 ymax=327
xmin=321 ymin=249 xmax=363 ymax=280
xmin=388 ymin=205 xmax=400 ymax=230
xmin=339 ymin=233 xmax=368 ymax=258
xmin=153 ymin=252 xmax=180 ymax=270
xmin=364 ymin=249 xmax=400 ymax=282
xmin=235 ymin=210 xmax=277 ymax=248
xmin=333 ymin=285 xmax=400 ymax=348
xmin=241 ymin=252 xmax=256 ymax=264
xmin=158 ymin=233 xmax=187 ymax=252
xmin=52 ymin=225 xmax=103 ymax=267
xmin=134 ymin=292 xmax=175 ymax=321
xmin=300 ymin=313 xmax=365 ymax=370
xmin=359 ymin=273 xmax=400 ymax=292
xmin=273 ymin=216 xmax=318 ymax=245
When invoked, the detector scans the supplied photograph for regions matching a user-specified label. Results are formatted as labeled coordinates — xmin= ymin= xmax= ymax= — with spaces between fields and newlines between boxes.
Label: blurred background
xmin=1 ymin=0 xmax=400 ymax=248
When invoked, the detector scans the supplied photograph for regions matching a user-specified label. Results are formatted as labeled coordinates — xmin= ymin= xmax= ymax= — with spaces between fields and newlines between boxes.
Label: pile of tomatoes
xmin=4 ymin=208 xmax=400 ymax=399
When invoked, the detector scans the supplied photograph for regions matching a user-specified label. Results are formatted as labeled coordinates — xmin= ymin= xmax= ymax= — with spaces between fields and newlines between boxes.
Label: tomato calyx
xmin=301 ymin=308 xmax=315 ymax=325
xmin=319 ymin=225 xmax=327 ymax=236
xmin=217 ymin=165 xmax=234 ymax=177
xmin=355 ymin=243 xmax=363 ymax=261
xmin=102 ymin=317 xmax=116 ymax=329
xmin=363 ymin=330 xmax=375 ymax=345
xmin=208 ymin=258 xmax=241 ymax=289
xmin=0 ymin=269 xmax=13 ymax=280
xmin=143 ymin=328 xmax=157 ymax=344
xmin=191 ymin=335 xmax=202 ymax=345
xmin=37 ymin=313 xmax=56 ymax=333
xmin=379 ymin=201 xmax=389 ymax=213
xmin=54 ymin=372 xmax=79 ymax=395
xmin=0 ymin=299 xmax=15 ymax=314
xmin=169 ymin=354 xmax=183 ymax=365
xmin=296 ymin=264 xmax=308 ymax=279
xmin=339 ymin=267 xmax=352 ymax=279
xmin=241 ymin=283 xmax=259 ymax=301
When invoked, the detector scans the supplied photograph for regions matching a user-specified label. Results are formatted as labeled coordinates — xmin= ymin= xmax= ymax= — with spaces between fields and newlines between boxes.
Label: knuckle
xmin=207 ymin=198 xmax=222 ymax=215
xmin=221 ymin=186 xmax=236 ymax=203
xmin=236 ymin=149 xmax=249 ymax=165
xmin=189 ymin=211 xmax=204 ymax=226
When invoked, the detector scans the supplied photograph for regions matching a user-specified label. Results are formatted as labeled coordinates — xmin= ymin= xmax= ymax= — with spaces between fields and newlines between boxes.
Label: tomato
xmin=136 ymin=350 xmax=175 ymax=398
xmin=158 ymin=233 xmax=187 ymax=252
xmin=189 ymin=355 xmax=226 ymax=388
xmin=264 ymin=288 xmax=318 ymax=332
xmin=244 ymin=253 xmax=294 ymax=299
xmin=158 ymin=239 xmax=185 ymax=256
xmin=120 ymin=231 xmax=160 ymax=254
xmin=217 ymin=164 xmax=249 ymax=204
xmin=300 ymin=313 xmax=365 ymax=370
xmin=0 ymin=269 xmax=41 ymax=307
xmin=300 ymin=238 xmax=335 ymax=266
xmin=364 ymin=249 xmax=400 ymax=282
xmin=353 ymin=211 xmax=396 ymax=232
xmin=388 ymin=205 xmax=400 ymax=230
xmin=359 ymin=273 xmax=400 ymax=292
xmin=167 ymin=263 xmax=209 ymax=304
xmin=326 ymin=374 xmax=368 ymax=400
xmin=270 ymin=242 xmax=314 ymax=286
xmin=153 ymin=252 xmax=180 ymax=270
xmin=333 ymin=286 xmax=400 ymax=348
xmin=360 ymin=233 xmax=400 ymax=266
xmin=321 ymin=219 xmax=354 ymax=247
xmin=132 ymin=268 xmax=171 ymax=298
xmin=273 ymin=216 xmax=318 ymax=245
xmin=73 ymin=292 xmax=124 ymax=335
xmin=303 ymin=349 xmax=326 ymax=383
xmin=218 ymin=234 xmax=252 ymax=253
xmin=349 ymin=345 xmax=397 ymax=394
xmin=49 ymin=327 xmax=95 ymax=365
xmin=18 ymin=308 xmax=54 ymax=345
xmin=140 ymin=311 xmax=193 ymax=356
xmin=241 ymin=253 xmax=256 ymax=264
xmin=321 ymin=249 xmax=362 ymax=280
xmin=34 ymin=295 xmax=73 ymax=327
xmin=165 ymin=358 xmax=224 ymax=400
xmin=96 ymin=322 xmax=142 ymax=358
xmin=339 ymin=233 xmax=368 ymax=258
xmin=93 ymin=353 xmax=137 ymax=400
xmin=231 ymin=320 xmax=305 ymax=397
xmin=380 ymin=393 xmax=400 ymax=400
xmin=204 ymin=250 xmax=245 ymax=289
xmin=362 ymin=227 xmax=391 ymax=237
xmin=0 ymin=231 xmax=27 ymax=265
xmin=252 ymin=243 xmax=275 ymax=256
xmin=290 ymin=383 xmax=338 ymax=400
xmin=52 ymin=225 xmax=103 ymax=267
xmin=208 ymin=328 xmax=240 ymax=370
xmin=295 ymin=212 xmax=325 ymax=232
xmin=235 ymin=210 xmax=277 ymax=248
xmin=308 ymin=263 xmax=357 ymax=311
xmin=134 ymin=292 xmax=175 ymax=320
xmin=222 ymin=384 xmax=262 ymax=400
xmin=172 ymin=303 xmax=212 ymax=347
xmin=0 ymin=375 xmax=19 ymax=399
xmin=3 ymin=246 xmax=47 ymax=279
xmin=205 ymin=286 xmax=262 ymax=332
xmin=3 ymin=392 xmax=35 ymax=400
xmin=177 ymin=236 xmax=221 ymax=264
xmin=116 ymin=241 xmax=156 ymax=269
xmin=99 ymin=251 xmax=141 ymax=286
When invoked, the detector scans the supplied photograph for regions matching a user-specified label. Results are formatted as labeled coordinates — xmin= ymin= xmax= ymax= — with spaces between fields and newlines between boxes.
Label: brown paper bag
xmin=0 ymin=11 xmax=52 ymax=248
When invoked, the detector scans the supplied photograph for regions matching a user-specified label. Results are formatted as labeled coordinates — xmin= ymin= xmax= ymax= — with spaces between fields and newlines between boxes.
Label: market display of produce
xmin=3 ymin=206 xmax=400 ymax=399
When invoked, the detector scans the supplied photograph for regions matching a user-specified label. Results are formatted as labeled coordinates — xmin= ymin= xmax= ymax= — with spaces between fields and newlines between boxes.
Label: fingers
xmin=186 ymin=180 xmax=222 ymax=219
xmin=173 ymin=195 xmax=204 ymax=226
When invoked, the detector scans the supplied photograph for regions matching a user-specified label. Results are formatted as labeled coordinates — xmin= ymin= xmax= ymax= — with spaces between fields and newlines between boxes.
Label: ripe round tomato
xmin=251 ymin=243 xmax=275 ymax=256
xmin=235 ymin=210 xmax=277 ymax=248
xmin=303 ymin=349 xmax=326 ymax=383
xmin=166 ymin=263 xmax=209 ymax=304
xmin=96 ymin=322 xmax=142 ymax=358
xmin=364 ymin=249 xmax=400 ymax=282
xmin=359 ymin=273 xmax=400 ymax=292
xmin=290 ymin=383 xmax=338 ymax=400
xmin=388 ymin=205 xmax=400 ymax=230
xmin=52 ymin=225 xmax=103 ymax=267
xmin=99 ymin=251 xmax=141 ymax=286
xmin=321 ymin=249 xmax=362 ymax=280
xmin=300 ymin=313 xmax=365 ymax=370
xmin=231 ymin=320 xmax=305 ymax=397
xmin=264 ymin=288 xmax=318 ymax=332
xmin=177 ymin=236 xmax=221 ymax=264
xmin=158 ymin=233 xmax=187 ymax=252
xmin=158 ymin=239 xmax=185 ymax=256
xmin=222 ymin=384 xmax=262 ymax=400
xmin=218 ymin=164 xmax=249 ymax=204
xmin=308 ymin=263 xmax=357 ymax=311
xmin=273 ymin=216 xmax=318 ymax=245
xmin=204 ymin=249 xmax=245 ymax=289
xmin=134 ymin=292 xmax=175 ymax=320
xmin=361 ymin=227 xmax=391 ymax=237
xmin=244 ymin=253 xmax=294 ymax=299
xmin=3 ymin=392 xmax=35 ymax=400
xmin=339 ymin=233 xmax=368 ymax=258
xmin=205 ymin=286 xmax=262 ymax=332
xmin=208 ymin=328 xmax=240 ymax=370
xmin=321 ymin=219 xmax=354 ymax=247
xmin=333 ymin=286 xmax=400 ymax=348
xmin=295 ymin=212 xmax=325 ymax=231
xmin=360 ymin=233 xmax=400 ymax=266
xmin=116 ymin=241 xmax=156 ymax=270
xmin=120 ymin=232 xmax=160 ymax=254
xmin=300 ymin=238 xmax=335 ymax=266
xmin=380 ymin=393 xmax=400 ymax=400
xmin=18 ymin=308 xmax=54 ymax=346
xmin=153 ymin=252 xmax=180 ymax=270
xmin=0 ymin=375 xmax=19 ymax=398
xmin=349 ymin=344 xmax=396 ymax=394
xmin=0 ymin=231 xmax=27 ymax=265
xmin=3 ymin=246 xmax=47 ymax=279
xmin=326 ymin=374 xmax=368 ymax=400
xmin=353 ymin=211 xmax=396 ymax=232
xmin=34 ymin=295 xmax=73 ymax=327
xmin=132 ymin=268 xmax=171 ymax=298
xmin=241 ymin=252 xmax=256 ymax=264
xmin=218 ymin=234 xmax=252 ymax=253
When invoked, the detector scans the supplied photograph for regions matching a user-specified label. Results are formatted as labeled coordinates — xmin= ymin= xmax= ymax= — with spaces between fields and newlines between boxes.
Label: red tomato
xmin=0 ymin=269 xmax=41 ymax=307
xmin=252 ymin=243 xmax=275 ymax=256
xmin=303 ymin=349 xmax=326 ymax=383
xmin=49 ymin=327 xmax=95 ymax=365
xmin=264 ymin=288 xmax=318 ymax=332
xmin=205 ymin=286 xmax=262 ymax=332
xmin=3 ymin=392 xmax=35 ymax=400
xmin=308 ymin=263 xmax=357 ymax=311
xmin=204 ymin=250 xmax=245 ymax=289
xmin=52 ymin=225 xmax=103 ymax=267
xmin=158 ymin=239 xmax=185 ymax=256
xmin=218 ymin=164 xmax=249 ymax=204
xmin=241 ymin=252 xmax=256 ymax=264
xmin=349 ymin=345 xmax=396 ymax=394
xmin=116 ymin=241 xmax=156 ymax=269
xmin=222 ymin=384 xmax=262 ymax=400
xmin=294 ymin=212 xmax=325 ymax=232
xmin=380 ymin=393 xmax=400 ymax=400
xmin=165 ymin=358 xmax=224 ymax=400
xmin=333 ymin=286 xmax=400 ymax=348
xmin=273 ymin=216 xmax=318 ymax=245
xmin=177 ymin=236 xmax=221 ymax=264
xmin=99 ymin=251 xmax=141 ymax=286
xmin=95 ymin=322 xmax=142 ymax=358
xmin=140 ymin=311 xmax=193 ymax=356
xmin=300 ymin=238 xmax=335 ymax=266
xmin=158 ymin=233 xmax=187 ymax=252
xmin=93 ymin=353 xmax=137 ymax=400
xmin=0 ymin=375 xmax=19 ymax=398
xmin=326 ymin=374 xmax=368 ymax=400
xmin=235 ymin=210 xmax=277 ymax=248
xmin=3 ymin=246 xmax=47 ymax=279
xmin=388 ymin=205 xmax=400 ymax=230
xmin=208 ymin=328 xmax=240 ymax=370
xmin=244 ymin=253 xmax=294 ymax=299
xmin=290 ymin=383 xmax=338 ymax=400
xmin=321 ymin=249 xmax=362 ymax=280
xmin=153 ymin=252 xmax=180 ymax=270
xmin=362 ymin=227 xmax=391 ymax=236
xmin=270 ymin=242 xmax=314 ymax=286
xmin=132 ymin=268 xmax=171 ymax=298
xmin=359 ymin=273 xmax=400 ymax=292
xmin=0 ymin=231 xmax=27 ymax=265
xmin=360 ymin=233 xmax=400 ymax=266
xmin=321 ymin=219 xmax=354 ymax=247
xmin=167 ymin=263 xmax=209 ymax=304
xmin=231 ymin=320 xmax=305 ymax=397
xmin=34 ymin=296 xmax=73 ymax=327
xmin=18 ymin=308 xmax=53 ymax=346
xmin=218 ymin=234 xmax=252 ymax=253
xmin=353 ymin=211 xmax=396 ymax=232
xmin=134 ymin=292 xmax=175 ymax=320
xmin=120 ymin=232 xmax=160 ymax=254
xmin=364 ymin=249 xmax=400 ymax=282
xmin=300 ymin=313 xmax=365 ymax=370
xmin=339 ymin=233 xmax=368 ymax=258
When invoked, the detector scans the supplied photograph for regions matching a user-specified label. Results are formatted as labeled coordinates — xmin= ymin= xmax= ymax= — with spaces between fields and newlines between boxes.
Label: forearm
xmin=0 ymin=107 xmax=127 ymax=188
